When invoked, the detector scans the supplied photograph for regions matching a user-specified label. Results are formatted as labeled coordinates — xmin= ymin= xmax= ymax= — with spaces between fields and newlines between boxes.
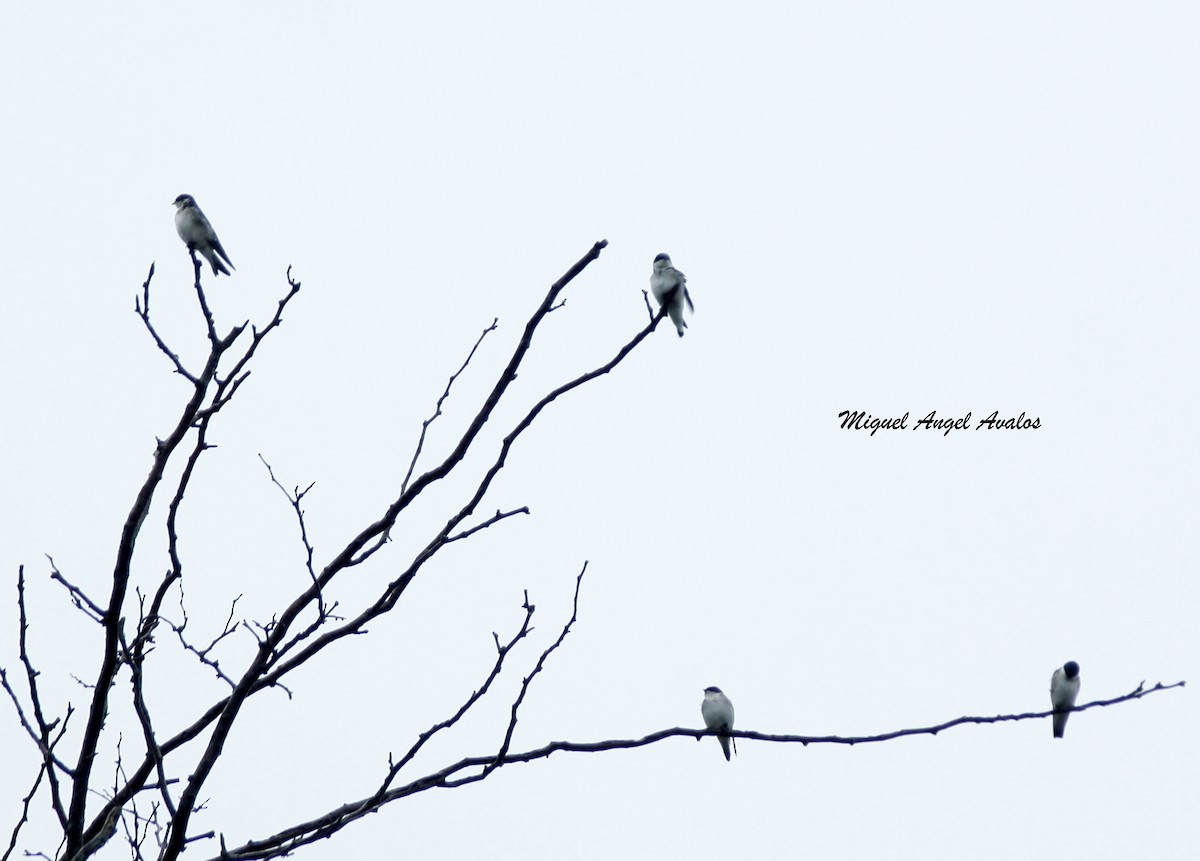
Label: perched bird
xmin=1049 ymin=661 xmax=1081 ymax=739
xmin=701 ymin=686 xmax=736 ymax=761
xmin=173 ymin=194 xmax=235 ymax=276
xmin=650 ymin=253 xmax=694 ymax=337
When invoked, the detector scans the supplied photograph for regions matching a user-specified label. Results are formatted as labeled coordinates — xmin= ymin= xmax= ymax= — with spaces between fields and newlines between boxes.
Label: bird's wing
xmin=210 ymin=236 xmax=235 ymax=269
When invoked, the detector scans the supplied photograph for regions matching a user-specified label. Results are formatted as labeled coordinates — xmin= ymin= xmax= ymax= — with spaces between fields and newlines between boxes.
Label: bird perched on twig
xmin=1050 ymin=661 xmax=1081 ymax=738
xmin=173 ymin=194 xmax=235 ymax=276
xmin=701 ymin=686 xmax=736 ymax=761
xmin=650 ymin=253 xmax=694 ymax=337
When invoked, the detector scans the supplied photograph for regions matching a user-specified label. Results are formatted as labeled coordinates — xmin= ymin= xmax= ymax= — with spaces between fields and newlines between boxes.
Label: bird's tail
xmin=1052 ymin=711 xmax=1069 ymax=739
xmin=718 ymin=734 xmax=731 ymax=761
xmin=200 ymin=248 xmax=233 ymax=277
xmin=668 ymin=303 xmax=688 ymax=338
xmin=213 ymin=240 xmax=236 ymax=273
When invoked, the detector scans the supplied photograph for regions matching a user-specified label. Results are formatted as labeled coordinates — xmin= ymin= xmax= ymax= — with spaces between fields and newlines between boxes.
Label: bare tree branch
xmin=641 ymin=289 xmax=658 ymax=321
xmin=65 ymin=266 xmax=298 ymax=859
xmin=8 ymin=565 xmax=74 ymax=825
xmin=136 ymin=263 xmax=198 ymax=384
xmin=2 ymin=759 xmax=48 ymax=861
xmin=510 ymin=679 xmax=1190 ymax=757
xmin=204 ymin=674 xmax=1183 ymax=861
xmin=152 ymin=242 xmax=611 ymax=861
xmin=65 ymin=804 xmax=120 ymax=861
xmin=203 ymin=570 xmax=581 ymax=861
xmin=254 ymin=281 xmax=659 ymax=688
xmin=258 ymin=456 xmax=326 ymax=616
xmin=187 ymin=252 xmax=221 ymax=345
xmin=46 ymin=558 xmax=106 ymax=625
xmin=477 ymin=564 xmax=587 ymax=781
xmin=67 ymin=305 xmax=242 ymax=854
xmin=9 ymin=239 xmax=1181 ymax=861
xmin=344 ymin=239 xmax=611 ymax=570
xmin=118 ymin=625 xmax=176 ymax=818
xmin=444 ymin=507 xmax=530 ymax=544
xmin=401 ymin=318 xmax=499 ymax=496
xmin=162 ymin=592 xmax=242 ymax=689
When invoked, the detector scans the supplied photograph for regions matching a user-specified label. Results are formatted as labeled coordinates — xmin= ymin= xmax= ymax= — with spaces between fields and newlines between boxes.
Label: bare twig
xmin=642 ymin=289 xmax=656 ymax=321
xmin=444 ymin=507 xmax=530 ymax=544
xmin=47 ymin=558 xmax=105 ymax=625
xmin=189 ymin=254 xmax=220 ymax=346
xmin=135 ymin=264 xmax=198 ymax=383
xmin=258 ymin=457 xmax=320 ymax=587
xmin=477 ymin=563 xmax=586 ymax=781
xmin=219 ymin=268 xmax=302 ymax=393
xmin=118 ymin=626 xmax=176 ymax=817
xmin=12 ymin=566 xmax=72 ymax=822
xmin=401 ymin=319 xmax=499 ymax=496
xmin=163 ymin=593 xmax=242 ymax=689
xmin=2 ymin=760 xmax=47 ymax=861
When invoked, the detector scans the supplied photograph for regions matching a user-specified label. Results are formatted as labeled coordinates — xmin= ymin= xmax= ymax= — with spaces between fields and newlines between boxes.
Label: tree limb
xmin=401 ymin=318 xmax=499 ymax=496
xmin=203 ymin=677 xmax=1183 ymax=861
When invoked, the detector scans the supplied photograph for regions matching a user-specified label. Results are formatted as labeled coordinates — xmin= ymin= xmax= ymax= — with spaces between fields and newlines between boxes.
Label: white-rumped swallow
xmin=173 ymin=194 xmax=235 ymax=276
xmin=1050 ymin=661 xmax=1081 ymax=738
xmin=650 ymin=253 xmax=694 ymax=337
xmin=701 ymin=686 xmax=736 ymax=761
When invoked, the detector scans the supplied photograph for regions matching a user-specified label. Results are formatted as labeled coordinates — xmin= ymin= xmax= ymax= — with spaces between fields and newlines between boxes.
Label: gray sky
xmin=1 ymin=3 xmax=1197 ymax=859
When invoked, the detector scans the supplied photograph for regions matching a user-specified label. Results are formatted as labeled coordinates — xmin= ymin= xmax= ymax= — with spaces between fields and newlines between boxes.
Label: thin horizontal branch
xmin=486 ymin=678 xmax=1187 ymax=760
xmin=444 ymin=507 xmax=530 ymax=544
xmin=206 ymin=678 xmax=1182 ymax=861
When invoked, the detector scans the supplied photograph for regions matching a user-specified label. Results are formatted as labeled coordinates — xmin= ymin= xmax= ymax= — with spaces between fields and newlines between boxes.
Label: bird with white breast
xmin=701 ymin=686 xmax=736 ymax=761
xmin=650 ymin=253 xmax=694 ymax=337
xmin=1049 ymin=661 xmax=1081 ymax=739
xmin=173 ymin=194 xmax=235 ymax=277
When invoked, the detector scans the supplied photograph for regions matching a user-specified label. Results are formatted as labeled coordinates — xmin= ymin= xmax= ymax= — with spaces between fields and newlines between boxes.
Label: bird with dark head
xmin=173 ymin=194 xmax=235 ymax=277
xmin=701 ymin=686 xmax=736 ymax=761
xmin=1049 ymin=660 xmax=1081 ymax=739
xmin=650 ymin=253 xmax=694 ymax=337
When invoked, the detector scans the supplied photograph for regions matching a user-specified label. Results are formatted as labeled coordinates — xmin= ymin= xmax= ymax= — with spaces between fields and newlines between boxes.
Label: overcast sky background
xmin=1 ymin=3 xmax=1197 ymax=859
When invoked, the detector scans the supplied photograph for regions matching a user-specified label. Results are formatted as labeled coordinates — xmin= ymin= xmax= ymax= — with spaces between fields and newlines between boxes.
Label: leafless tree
xmin=1 ymin=242 xmax=1184 ymax=861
